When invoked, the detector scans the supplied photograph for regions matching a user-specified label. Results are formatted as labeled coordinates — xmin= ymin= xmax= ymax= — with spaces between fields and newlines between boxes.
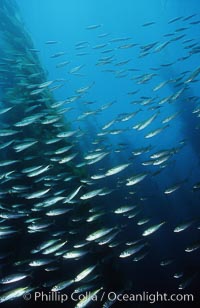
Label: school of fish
xmin=0 ymin=0 xmax=199 ymax=307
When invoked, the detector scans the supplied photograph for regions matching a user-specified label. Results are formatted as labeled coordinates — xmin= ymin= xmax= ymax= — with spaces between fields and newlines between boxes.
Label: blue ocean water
xmin=16 ymin=2 xmax=200 ymax=206
xmin=0 ymin=0 xmax=200 ymax=307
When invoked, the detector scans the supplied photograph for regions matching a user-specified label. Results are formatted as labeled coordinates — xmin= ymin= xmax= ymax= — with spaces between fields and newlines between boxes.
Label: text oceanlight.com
xmin=23 ymin=291 xmax=195 ymax=304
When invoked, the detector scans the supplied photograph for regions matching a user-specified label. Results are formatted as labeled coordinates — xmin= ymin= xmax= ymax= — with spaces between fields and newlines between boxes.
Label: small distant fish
xmin=86 ymin=24 xmax=102 ymax=30
xmin=142 ymin=22 xmax=155 ymax=27
xmin=162 ymin=111 xmax=180 ymax=124
xmin=0 ymin=140 xmax=15 ymax=149
xmin=69 ymin=65 xmax=84 ymax=74
xmin=13 ymin=141 xmax=38 ymax=152
xmin=133 ymin=112 xmax=159 ymax=130
xmin=86 ymin=212 xmax=105 ymax=222
xmin=174 ymin=272 xmax=184 ymax=279
xmin=168 ymin=16 xmax=183 ymax=24
xmin=84 ymin=152 xmax=106 ymax=160
xmin=64 ymin=185 xmax=83 ymax=203
xmin=14 ymin=113 xmax=45 ymax=127
xmin=86 ymin=227 xmax=115 ymax=241
xmin=164 ymin=179 xmax=187 ymax=194
xmin=0 ymin=211 xmax=28 ymax=219
xmin=126 ymin=173 xmax=148 ymax=186
xmin=178 ymin=274 xmax=197 ymax=290
xmin=185 ymin=242 xmax=200 ymax=253
xmin=154 ymin=41 xmax=170 ymax=52
xmin=110 ymin=37 xmax=131 ymax=43
xmin=118 ymin=43 xmax=137 ymax=49
xmin=86 ymin=152 xmax=108 ymax=165
xmin=137 ymin=218 xmax=150 ymax=226
xmin=76 ymin=52 xmax=89 ymax=56
xmin=183 ymin=14 xmax=197 ymax=21
xmin=45 ymin=40 xmax=58 ymax=44
xmin=153 ymin=80 xmax=168 ymax=92
xmin=190 ymin=20 xmax=200 ymax=25
xmin=174 ymin=220 xmax=195 ymax=233
xmin=0 ymin=286 xmax=31 ymax=304
xmin=185 ymin=66 xmax=200 ymax=83
xmin=145 ymin=125 xmax=168 ymax=138
xmin=114 ymin=205 xmax=136 ymax=214
xmin=41 ymin=115 xmax=60 ymax=125
xmin=50 ymin=51 xmax=66 ymax=58
xmin=93 ymin=43 xmax=107 ymax=49
xmin=28 ymin=221 xmax=53 ymax=231
xmin=80 ymin=188 xmax=104 ymax=200
xmin=57 ymin=130 xmax=77 ymax=138
xmin=0 ymin=160 xmax=19 ymax=167
xmin=63 ymin=250 xmax=88 ymax=259
xmin=30 ymin=88 xmax=46 ymax=95
xmin=42 ymin=241 xmax=67 ymax=255
xmin=132 ymin=145 xmax=152 ymax=156
xmin=0 ymin=273 xmax=28 ymax=284
xmin=74 ymin=265 xmax=96 ymax=282
xmin=74 ymin=287 xmax=102 ymax=308
xmin=73 ymin=285 xmax=94 ymax=294
xmin=56 ymin=61 xmax=70 ymax=68
xmin=98 ymin=229 xmax=120 ymax=245
xmin=105 ymin=163 xmax=130 ymax=177
xmin=39 ymin=80 xmax=54 ymax=88
xmin=49 ymin=84 xmax=63 ymax=92
xmin=119 ymin=242 xmax=147 ymax=258
xmin=75 ymin=41 xmax=89 ymax=46
xmin=171 ymin=34 xmax=186 ymax=42
xmin=142 ymin=222 xmax=166 ymax=236
xmin=0 ymin=229 xmax=18 ymax=238
xmin=59 ymin=152 xmax=78 ymax=163
xmin=102 ymin=119 xmax=116 ymax=130
xmin=175 ymin=27 xmax=188 ymax=32
xmin=42 ymin=196 xmax=65 ymax=209
xmin=76 ymin=82 xmax=94 ymax=94
xmin=34 ymin=239 xmax=61 ymax=253
xmin=133 ymin=251 xmax=149 ymax=262
xmin=29 ymin=259 xmax=54 ymax=267
xmin=27 ymin=165 xmax=52 ymax=177
xmin=0 ymin=106 xmax=13 ymax=115
xmin=51 ymin=279 xmax=74 ymax=291
xmin=0 ymin=129 xmax=20 ymax=137
xmin=160 ymin=259 xmax=174 ymax=266
xmin=192 ymin=182 xmax=200 ymax=192
xmin=98 ymin=33 xmax=110 ymax=38
xmin=153 ymin=154 xmax=171 ymax=166
xmin=26 ymin=188 xmax=50 ymax=199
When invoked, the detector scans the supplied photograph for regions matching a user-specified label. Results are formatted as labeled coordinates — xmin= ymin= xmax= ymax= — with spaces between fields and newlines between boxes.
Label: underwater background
xmin=0 ymin=0 xmax=200 ymax=307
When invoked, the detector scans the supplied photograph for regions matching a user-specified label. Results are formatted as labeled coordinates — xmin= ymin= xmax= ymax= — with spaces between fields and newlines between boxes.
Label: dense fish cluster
xmin=0 ymin=0 xmax=200 ymax=307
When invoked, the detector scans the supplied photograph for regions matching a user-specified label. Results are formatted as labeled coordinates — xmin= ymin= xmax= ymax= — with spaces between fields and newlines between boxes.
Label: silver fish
xmin=142 ymin=222 xmax=166 ymax=236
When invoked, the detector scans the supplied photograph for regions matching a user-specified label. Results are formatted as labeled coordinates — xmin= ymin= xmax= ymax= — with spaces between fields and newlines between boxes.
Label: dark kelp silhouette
xmin=0 ymin=1 xmax=127 ymax=306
